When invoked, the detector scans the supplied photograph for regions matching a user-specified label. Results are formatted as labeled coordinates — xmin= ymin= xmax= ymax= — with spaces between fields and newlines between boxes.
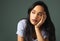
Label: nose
xmin=34 ymin=14 xmax=38 ymax=19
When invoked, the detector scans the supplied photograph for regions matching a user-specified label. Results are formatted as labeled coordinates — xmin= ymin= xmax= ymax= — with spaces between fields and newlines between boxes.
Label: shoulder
xmin=18 ymin=19 xmax=27 ymax=24
xmin=17 ymin=19 xmax=27 ymax=29
xmin=16 ymin=19 xmax=27 ymax=37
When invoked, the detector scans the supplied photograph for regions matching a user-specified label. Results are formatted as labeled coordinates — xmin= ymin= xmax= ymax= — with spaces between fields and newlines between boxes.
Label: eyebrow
xmin=38 ymin=12 xmax=43 ymax=13
xmin=32 ymin=9 xmax=45 ymax=14
xmin=32 ymin=10 xmax=36 ymax=12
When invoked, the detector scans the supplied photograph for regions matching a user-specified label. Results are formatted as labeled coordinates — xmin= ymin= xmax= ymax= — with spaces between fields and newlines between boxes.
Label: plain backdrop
xmin=0 ymin=0 xmax=60 ymax=41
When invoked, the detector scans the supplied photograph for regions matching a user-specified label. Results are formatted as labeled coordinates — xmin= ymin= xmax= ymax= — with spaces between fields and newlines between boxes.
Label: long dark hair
xmin=24 ymin=1 xmax=56 ymax=41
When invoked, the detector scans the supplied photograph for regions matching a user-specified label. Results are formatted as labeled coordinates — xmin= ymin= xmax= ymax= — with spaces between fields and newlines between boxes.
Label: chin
xmin=31 ymin=22 xmax=37 ymax=25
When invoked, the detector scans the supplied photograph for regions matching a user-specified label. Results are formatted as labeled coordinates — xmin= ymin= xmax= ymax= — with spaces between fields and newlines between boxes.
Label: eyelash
xmin=32 ymin=12 xmax=35 ymax=14
xmin=32 ymin=11 xmax=44 ymax=16
xmin=38 ymin=13 xmax=42 ymax=16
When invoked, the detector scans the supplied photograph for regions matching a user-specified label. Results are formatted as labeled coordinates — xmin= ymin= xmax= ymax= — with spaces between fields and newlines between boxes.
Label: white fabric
xmin=16 ymin=19 xmax=47 ymax=41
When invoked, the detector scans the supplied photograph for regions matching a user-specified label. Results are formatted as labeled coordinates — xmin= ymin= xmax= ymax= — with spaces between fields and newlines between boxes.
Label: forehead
xmin=32 ymin=5 xmax=45 ymax=12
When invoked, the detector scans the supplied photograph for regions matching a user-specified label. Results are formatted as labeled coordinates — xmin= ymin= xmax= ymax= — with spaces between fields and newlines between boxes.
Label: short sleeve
xmin=16 ymin=19 xmax=26 ymax=37
xmin=41 ymin=30 xmax=48 ymax=39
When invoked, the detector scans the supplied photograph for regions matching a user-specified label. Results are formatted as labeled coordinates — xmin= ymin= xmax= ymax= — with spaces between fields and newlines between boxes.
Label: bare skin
xmin=34 ymin=14 xmax=47 ymax=41
xmin=17 ymin=5 xmax=49 ymax=41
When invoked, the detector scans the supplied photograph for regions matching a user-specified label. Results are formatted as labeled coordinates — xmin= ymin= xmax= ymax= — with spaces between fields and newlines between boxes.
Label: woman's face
xmin=30 ymin=5 xmax=46 ymax=25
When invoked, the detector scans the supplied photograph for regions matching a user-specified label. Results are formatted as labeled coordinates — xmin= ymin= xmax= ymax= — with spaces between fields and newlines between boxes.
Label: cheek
xmin=30 ymin=13 xmax=34 ymax=19
xmin=30 ymin=13 xmax=32 ymax=21
xmin=37 ymin=18 xmax=41 ymax=22
xmin=37 ymin=16 xmax=42 ymax=22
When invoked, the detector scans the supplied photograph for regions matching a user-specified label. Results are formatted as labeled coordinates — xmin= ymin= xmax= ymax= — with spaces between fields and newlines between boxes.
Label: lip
xmin=32 ymin=19 xmax=37 ymax=22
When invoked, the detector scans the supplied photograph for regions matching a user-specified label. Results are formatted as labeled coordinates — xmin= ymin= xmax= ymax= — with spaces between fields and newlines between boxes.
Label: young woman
xmin=16 ymin=1 xmax=56 ymax=41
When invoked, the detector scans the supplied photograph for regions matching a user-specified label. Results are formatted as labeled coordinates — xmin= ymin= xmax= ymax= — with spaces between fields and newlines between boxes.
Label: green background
xmin=0 ymin=0 xmax=60 ymax=41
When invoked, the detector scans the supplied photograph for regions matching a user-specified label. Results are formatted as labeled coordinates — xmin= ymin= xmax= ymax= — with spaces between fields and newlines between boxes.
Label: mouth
xmin=32 ymin=19 xmax=38 ymax=22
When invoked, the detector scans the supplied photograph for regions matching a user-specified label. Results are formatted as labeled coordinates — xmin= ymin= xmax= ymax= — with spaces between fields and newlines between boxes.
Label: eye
xmin=38 ymin=13 xmax=42 ymax=16
xmin=32 ymin=11 xmax=35 ymax=14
